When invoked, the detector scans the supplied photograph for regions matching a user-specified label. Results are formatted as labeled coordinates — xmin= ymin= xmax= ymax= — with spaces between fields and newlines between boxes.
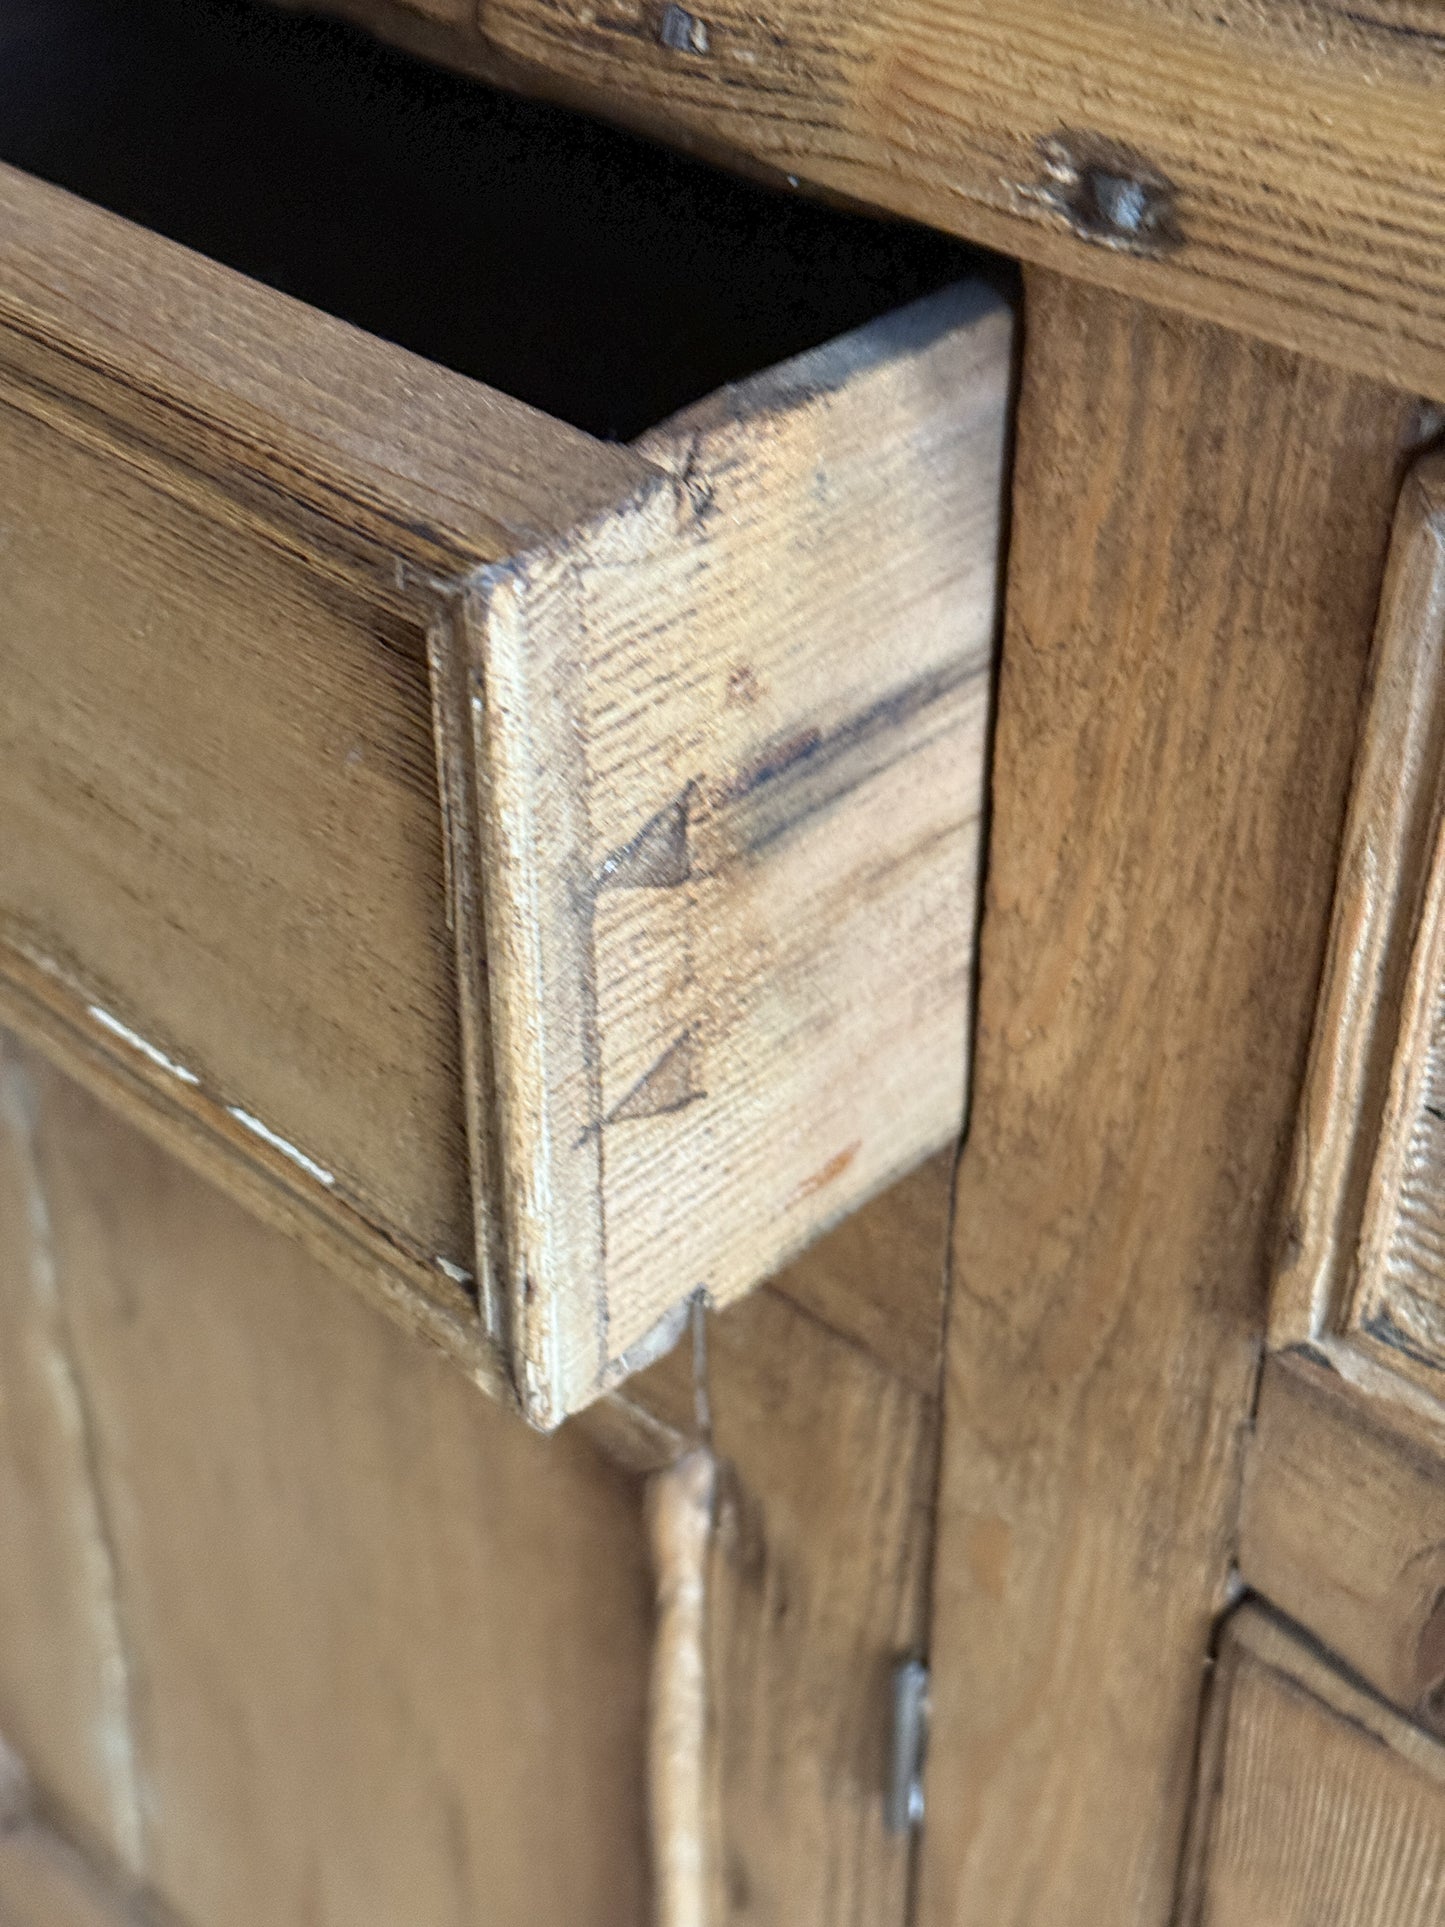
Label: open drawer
xmin=0 ymin=0 xmax=1010 ymax=1424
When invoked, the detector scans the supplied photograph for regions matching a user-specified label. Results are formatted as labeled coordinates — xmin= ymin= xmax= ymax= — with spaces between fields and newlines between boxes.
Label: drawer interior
xmin=0 ymin=0 xmax=987 ymax=441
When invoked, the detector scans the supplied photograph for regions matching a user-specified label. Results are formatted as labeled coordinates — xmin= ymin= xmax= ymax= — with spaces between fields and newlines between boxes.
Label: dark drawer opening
xmin=0 ymin=0 xmax=1003 ymax=441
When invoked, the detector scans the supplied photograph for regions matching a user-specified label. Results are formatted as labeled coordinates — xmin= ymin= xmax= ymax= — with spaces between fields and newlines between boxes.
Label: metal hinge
xmin=886 ymin=1657 xmax=930 ymax=1835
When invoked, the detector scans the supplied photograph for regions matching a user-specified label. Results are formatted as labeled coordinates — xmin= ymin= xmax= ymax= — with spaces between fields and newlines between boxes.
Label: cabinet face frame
xmin=1272 ymin=451 xmax=1445 ymax=1425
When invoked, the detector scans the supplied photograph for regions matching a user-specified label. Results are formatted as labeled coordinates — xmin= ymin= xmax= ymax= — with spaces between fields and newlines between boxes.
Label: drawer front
xmin=1181 ymin=1605 xmax=1445 ymax=1926
xmin=0 ymin=151 xmax=1009 ymax=1420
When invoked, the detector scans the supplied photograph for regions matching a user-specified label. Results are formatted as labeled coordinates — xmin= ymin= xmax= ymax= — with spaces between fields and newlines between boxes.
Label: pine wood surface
xmin=0 ymin=1030 xmax=652 ymax=1927
xmin=0 ymin=157 xmax=641 ymax=1394
xmin=1271 ymin=452 xmax=1445 ymax=1424
xmin=623 ymin=1249 xmax=943 ymax=1924
xmin=919 ymin=271 xmax=1421 ymax=1927
xmin=445 ymin=283 xmax=1007 ymax=1420
xmin=1 ymin=1025 xmax=958 ymax=1927
xmin=1180 ymin=1604 xmax=1445 ymax=1927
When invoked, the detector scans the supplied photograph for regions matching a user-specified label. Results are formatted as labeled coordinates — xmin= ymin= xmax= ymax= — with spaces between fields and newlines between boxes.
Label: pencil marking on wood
xmin=720 ymin=655 xmax=978 ymax=858
xmin=596 ymin=793 xmax=693 ymax=892
xmin=604 ymin=1030 xmax=705 ymax=1127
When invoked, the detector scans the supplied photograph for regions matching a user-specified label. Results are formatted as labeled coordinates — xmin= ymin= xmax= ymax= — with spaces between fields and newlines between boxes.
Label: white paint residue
xmin=435 ymin=1256 xmax=475 ymax=1287
xmin=225 ymin=1107 xmax=336 ymax=1188
xmin=87 ymin=1005 xmax=200 ymax=1086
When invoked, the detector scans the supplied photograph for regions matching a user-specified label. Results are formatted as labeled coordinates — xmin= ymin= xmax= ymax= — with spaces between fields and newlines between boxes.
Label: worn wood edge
xmin=1240 ymin=1347 xmax=1445 ymax=1725
xmin=1176 ymin=1598 xmax=1445 ymax=1924
xmin=0 ymin=161 xmax=649 ymax=570
xmin=453 ymin=507 xmax=663 ymax=1430
xmin=477 ymin=0 xmax=1445 ymax=405
xmin=288 ymin=0 xmax=1445 ymax=403
xmin=634 ymin=278 xmax=1010 ymax=467
xmin=425 ymin=597 xmax=510 ymax=1357
xmin=0 ymin=946 xmax=509 ymax=1400
xmin=442 ymin=282 xmax=1005 ymax=1425
xmin=647 ymin=1449 xmax=719 ymax=1927
xmin=1272 ymin=451 xmax=1445 ymax=1353
xmin=1294 ymin=1331 xmax=1445 ymax=1449
xmin=1227 ymin=1600 xmax=1445 ymax=1783
xmin=1172 ymin=1605 xmax=1239 ymax=1927
xmin=605 ymin=280 xmax=1003 ymax=1407
xmin=1352 ymin=771 xmax=1445 ymax=1405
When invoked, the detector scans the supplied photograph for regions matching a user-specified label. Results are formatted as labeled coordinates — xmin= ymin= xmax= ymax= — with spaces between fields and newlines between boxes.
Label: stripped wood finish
xmin=0 ymin=153 xmax=1009 ymax=1421
xmin=1241 ymin=1351 xmax=1445 ymax=1737
xmin=0 ymin=1024 xmax=955 ymax=1927
xmin=1272 ymin=452 xmax=1445 ymax=1421
xmin=919 ymin=272 xmax=1419 ymax=1927
xmin=297 ymin=0 xmax=1445 ymax=400
xmin=620 ymin=1146 xmax=954 ymax=1924
xmin=0 ymin=1031 xmax=652 ymax=1927
xmin=1180 ymin=1604 xmax=1445 ymax=1927
xmin=443 ymin=285 xmax=1007 ymax=1419
xmin=0 ymin=159 xmax=640 ymax=1393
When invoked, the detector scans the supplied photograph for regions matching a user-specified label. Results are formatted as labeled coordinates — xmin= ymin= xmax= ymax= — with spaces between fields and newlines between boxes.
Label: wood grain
xmin=1241 ymin=1350 xmax=1445 ymax=1738
xmin=0 ymin=1031 xmax=652 ymax=1927
xmin=1180 ymin=1603 xmax=1445 ymax=1927
xmin=1 ymin=1021 xmax=955 ymax=1927
xmin=619 ymin=1144 xmax=954 ymax=1925
xmin=0 ymin=158 xmax=645 ymax=1389
xmin=0 ymin=156 xmax=1007 ymax=1422
xmin=297 ymin=0 xmax=1445 ymax=399
xmin=1271 ymin=452 xmax=1445 ymax=1426
xmin=442 ymin=282 xmax=1008 ymax=1421
xmin=919 ymin=273 xmax=1420 ymax=1927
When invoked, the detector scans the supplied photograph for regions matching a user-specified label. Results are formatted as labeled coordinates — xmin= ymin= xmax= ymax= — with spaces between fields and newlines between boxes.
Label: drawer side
xmin=444 ymin=283 xmax=1011 ymax=1422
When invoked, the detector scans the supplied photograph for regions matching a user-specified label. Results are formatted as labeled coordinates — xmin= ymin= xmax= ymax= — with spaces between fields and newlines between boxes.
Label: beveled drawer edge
xmin=0 ymin=936 xmax=507 ymax=1394
xmin=436 ymin=284 xmax=1009 ymax=1423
